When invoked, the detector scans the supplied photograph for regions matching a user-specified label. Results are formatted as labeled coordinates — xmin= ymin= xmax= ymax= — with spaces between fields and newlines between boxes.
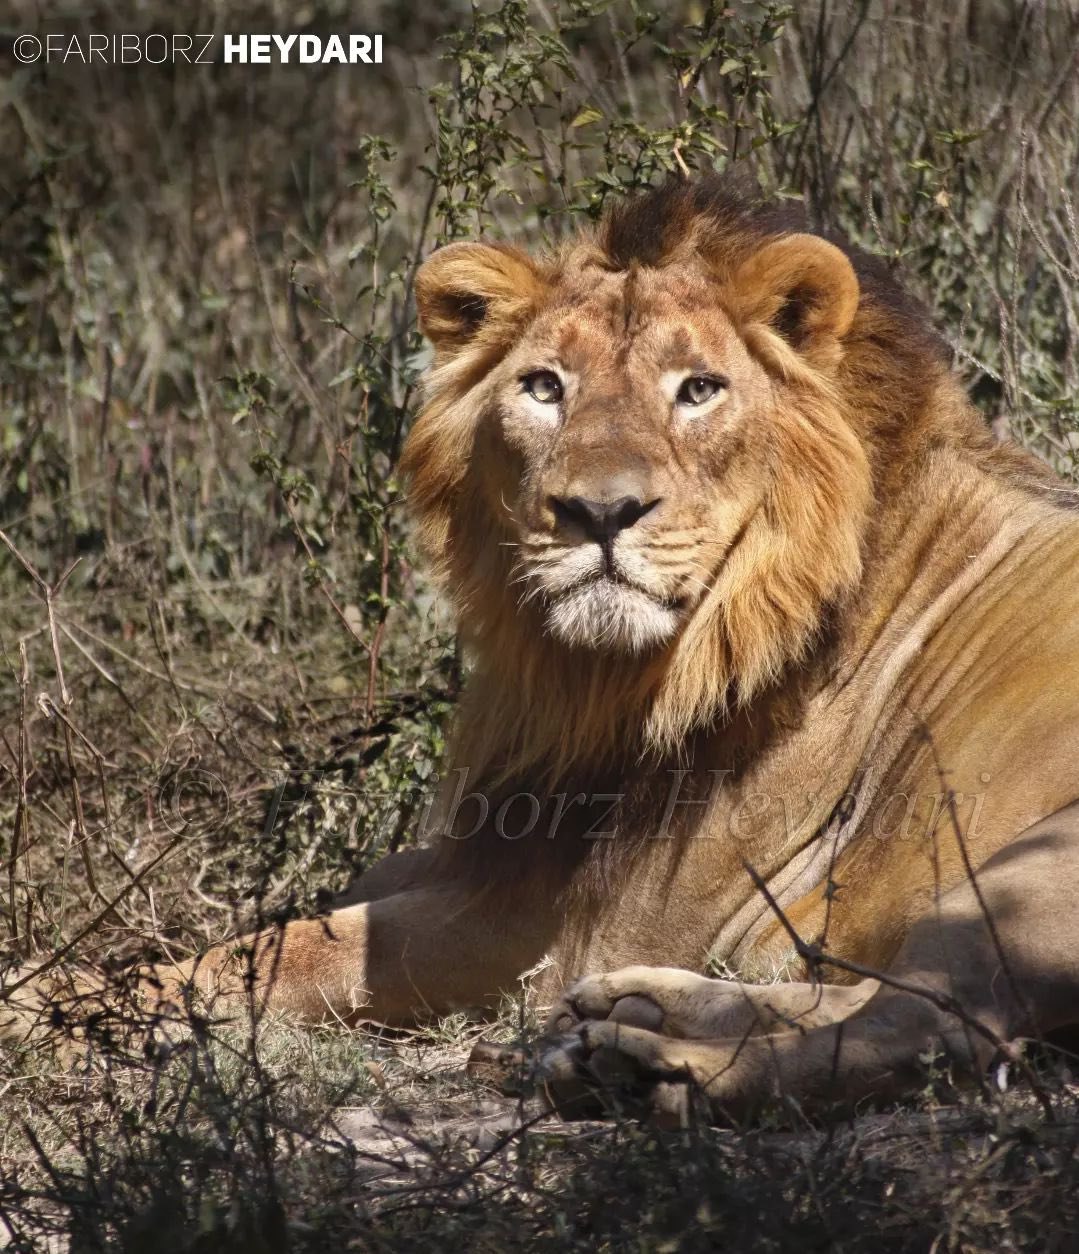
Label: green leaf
xmin=569 ymin=105 xmax=603 ymax=128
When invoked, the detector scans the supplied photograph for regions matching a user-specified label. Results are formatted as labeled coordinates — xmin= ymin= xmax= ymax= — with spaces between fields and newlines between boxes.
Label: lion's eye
xmin=522 ymin=370 xmax=564 ymax=404
xmin=676 ymin=375 xmax=727 ymax=407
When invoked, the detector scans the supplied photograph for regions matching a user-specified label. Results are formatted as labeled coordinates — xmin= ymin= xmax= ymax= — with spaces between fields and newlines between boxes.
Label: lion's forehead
xmin=524 ymin=264 xmax=737 ymax=378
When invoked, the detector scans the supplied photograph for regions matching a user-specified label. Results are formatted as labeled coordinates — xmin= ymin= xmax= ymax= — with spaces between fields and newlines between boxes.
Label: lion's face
xmin=406 ymin=198 xmax=872 ymax=748
xmin=490 ymin=261 xmax=773 ymax=653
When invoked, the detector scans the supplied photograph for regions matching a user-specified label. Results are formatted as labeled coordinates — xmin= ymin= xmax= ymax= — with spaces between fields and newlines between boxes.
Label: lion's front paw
xmin=546 ymin=969 xmax=665 ymax=1035
xmin=536 ymin=1020 xmax=728 ymax=1126
xmin=545 ymin=965 xmax=729 ymax=1038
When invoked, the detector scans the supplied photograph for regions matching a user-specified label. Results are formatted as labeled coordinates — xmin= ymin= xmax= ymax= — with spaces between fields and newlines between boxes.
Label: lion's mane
xmin=401 ymin=177 xmax=1057 ymax=895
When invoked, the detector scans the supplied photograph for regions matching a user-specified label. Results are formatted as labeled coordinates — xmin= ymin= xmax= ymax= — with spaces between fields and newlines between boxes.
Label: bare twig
xmin=0 ymin=833 xmax=186 ymax=1002
xmin=0 ymin=529 xmax=104 ymax=910
xmin=8 ymin=643 xmax=31 ymax=946
xmin=365 ymin=523 xmax=392 ymax=722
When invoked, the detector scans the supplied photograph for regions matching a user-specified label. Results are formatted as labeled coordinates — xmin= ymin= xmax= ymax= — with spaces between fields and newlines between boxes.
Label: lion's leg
xmin=540 ymin=802 xmax=1079 ymax=1122
xmin=0 ymin=873 xmax=559 ymax=1044
xmin=546 ymin=965 xmax=877 ymax=1039
xmin=148 ymin=878 xmax=558 ymax=1026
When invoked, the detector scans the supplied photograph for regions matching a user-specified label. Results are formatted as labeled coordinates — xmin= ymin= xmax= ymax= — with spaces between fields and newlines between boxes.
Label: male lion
xmin=8 ymin=177 xmax=1079 ymax=1121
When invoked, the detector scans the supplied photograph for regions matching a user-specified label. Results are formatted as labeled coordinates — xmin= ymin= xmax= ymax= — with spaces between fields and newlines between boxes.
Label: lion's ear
xmin=727 ymin=234 xmax=859 ymax=359
xmin=415 ymin=242 xmax=548 ymax=355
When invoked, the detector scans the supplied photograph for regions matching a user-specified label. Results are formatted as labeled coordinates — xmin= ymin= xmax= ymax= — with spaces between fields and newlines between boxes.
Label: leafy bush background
xmin=1 ymin=1 xmax=1078 ymax=1248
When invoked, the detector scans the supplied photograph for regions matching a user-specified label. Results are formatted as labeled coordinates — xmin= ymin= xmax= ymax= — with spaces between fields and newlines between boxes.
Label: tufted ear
xmin=727 ymin=234 xmax=859 ymax=359
xmin=415 ymin=242 xmax=548 ymax=356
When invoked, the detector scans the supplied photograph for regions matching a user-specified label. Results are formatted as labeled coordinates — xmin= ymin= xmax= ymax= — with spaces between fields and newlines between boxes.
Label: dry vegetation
xmin=1 ymin=1 xmax=1078 ymax=1248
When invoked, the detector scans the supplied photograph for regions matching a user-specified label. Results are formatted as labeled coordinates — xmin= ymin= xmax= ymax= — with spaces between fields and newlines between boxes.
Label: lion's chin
xmin=544 ymin=579 xmax=681 ymax=654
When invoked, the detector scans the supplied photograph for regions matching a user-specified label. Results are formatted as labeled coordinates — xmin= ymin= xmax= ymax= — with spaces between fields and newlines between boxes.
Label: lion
xmin=7 ymin=176 xmax=1079 ymax=1122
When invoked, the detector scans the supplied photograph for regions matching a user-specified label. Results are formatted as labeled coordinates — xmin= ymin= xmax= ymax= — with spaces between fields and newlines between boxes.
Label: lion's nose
xmin=548 ymin=494 xmax=659 ymax=544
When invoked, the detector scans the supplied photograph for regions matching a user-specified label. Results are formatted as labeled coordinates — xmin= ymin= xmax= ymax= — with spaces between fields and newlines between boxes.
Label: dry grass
xmin=2 ymin=1 xmax=1079 ymax=1248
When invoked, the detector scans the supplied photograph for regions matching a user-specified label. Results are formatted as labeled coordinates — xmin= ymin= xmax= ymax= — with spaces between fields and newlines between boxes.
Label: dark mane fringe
xmin=599 ymin=173 xmax=949 ymax=364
